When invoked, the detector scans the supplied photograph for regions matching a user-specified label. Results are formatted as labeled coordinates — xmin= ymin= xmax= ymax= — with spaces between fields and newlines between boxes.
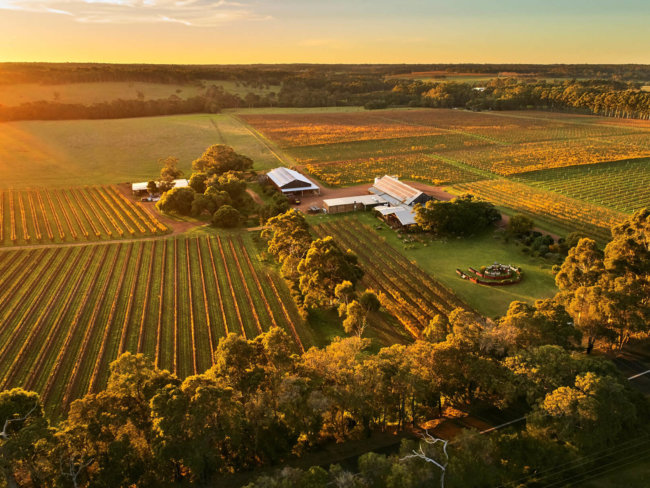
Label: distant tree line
xmin=412 ymin=78 xmax=650 ymax=119
xmin=0 ymin=85 xmax=243 ymax=121
xmin=2 ymin=67 xmax=650 ymax=120
xmin=2 ymin=63 xmax=649 ymax=85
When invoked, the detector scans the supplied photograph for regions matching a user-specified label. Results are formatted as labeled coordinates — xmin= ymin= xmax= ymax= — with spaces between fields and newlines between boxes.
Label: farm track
xmin=229 ymin=115 xmax=293 ymax=166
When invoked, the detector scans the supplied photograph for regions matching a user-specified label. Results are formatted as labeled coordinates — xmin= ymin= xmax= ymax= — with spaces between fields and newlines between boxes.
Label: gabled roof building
xmin=369 ymin=175 xmax=432 ymax=206
xmin=266 ymin=167 xmax=320 ymax=195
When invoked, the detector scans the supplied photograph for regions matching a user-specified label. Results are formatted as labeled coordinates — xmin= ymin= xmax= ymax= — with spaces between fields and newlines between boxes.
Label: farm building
xmin=369 ymin=175 xmax=432 ymax=206
xmin=374 ymin=205 xmax=418 ymax=229
xmin=323 ymin=195 xmax=386 ymax=214
xmin=131 ymin=178 xmax=189 ymax=196
xmin=267 ymin=167 xmax=320 ymax=196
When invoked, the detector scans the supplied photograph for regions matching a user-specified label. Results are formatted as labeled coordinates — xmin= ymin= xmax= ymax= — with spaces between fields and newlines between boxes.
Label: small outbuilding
xmin=266 ymin=167 xmax=320 ymax=196
xmin=374 ymin=205 xmax=418 ymax=229
xmin=131 ymin=179 xmax=189 ymax=196
xmin=323 ymin=195 xmax=386 ymax=214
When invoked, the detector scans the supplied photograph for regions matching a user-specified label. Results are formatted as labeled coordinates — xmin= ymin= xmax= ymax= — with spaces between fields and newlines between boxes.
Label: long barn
xmin=369 ymin=175 xmax=432 ymax=206
xmin=267 ymin=167 xmax=320 ymax=196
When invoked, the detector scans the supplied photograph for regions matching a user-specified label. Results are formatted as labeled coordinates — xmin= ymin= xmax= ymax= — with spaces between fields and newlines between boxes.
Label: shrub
xmin=212 ymin=205 xmax=241 ymax=228
xmin=508 ymin=214 xmax=534 ymax=235
xmin=156 ymin=186 xmax=196 ymax=215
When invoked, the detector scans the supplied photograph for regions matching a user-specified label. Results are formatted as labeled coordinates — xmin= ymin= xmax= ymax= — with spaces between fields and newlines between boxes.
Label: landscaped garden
xmin=458 ymin=262 xmax=522 ymax=285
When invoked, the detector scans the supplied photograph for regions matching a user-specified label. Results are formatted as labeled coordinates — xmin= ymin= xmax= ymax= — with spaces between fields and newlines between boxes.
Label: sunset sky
xmin=1 ymin=0 xmax=648 ymax=64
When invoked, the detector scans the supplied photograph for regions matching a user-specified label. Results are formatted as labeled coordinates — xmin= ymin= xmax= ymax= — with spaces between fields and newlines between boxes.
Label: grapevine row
xmin=26 ymin=192 xmax=41 ymax=241
xmin=186 ymin=238 xmax=198 ymax=375
xmin=229 ymin=238 xmax=264 ymax=335
xmin=34 ymin=190 xmax=54 ymax=241
xmin=216 ymin=236 xmax=246 ymax=337
xmin=88 ymin=244 xmax=134 ymax=392
xmin=118 ymin=243 xmax=144 ymax=355
xmin=41 ymin=245 xmax=111 ymax=403
xmin=44 ymin=189 xmax=65 ymax=240
xmin=62 ymin=245 xmax=121 ymax=408
xmin=155 ymin=240 xmax=167 ymax=368
xmin=195 ymin=238 xmax=215 ymax=363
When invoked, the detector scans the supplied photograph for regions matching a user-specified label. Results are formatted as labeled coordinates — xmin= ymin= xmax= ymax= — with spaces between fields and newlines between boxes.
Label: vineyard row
xmin=0 ymin=186 xmax=168 ymax=246
xmin=0 ymin=235 xmax=308 ymax=417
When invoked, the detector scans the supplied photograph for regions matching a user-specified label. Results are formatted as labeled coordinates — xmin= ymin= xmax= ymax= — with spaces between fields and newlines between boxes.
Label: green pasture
xmin=0 ymin=81 xmax=205 ymax=106
xmin=0 ymin=113 xmax=288 ymax=189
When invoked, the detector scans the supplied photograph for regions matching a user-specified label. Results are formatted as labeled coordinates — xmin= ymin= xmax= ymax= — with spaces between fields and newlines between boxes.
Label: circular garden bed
xmin=456 ymin=262 xmax=522 ymax=286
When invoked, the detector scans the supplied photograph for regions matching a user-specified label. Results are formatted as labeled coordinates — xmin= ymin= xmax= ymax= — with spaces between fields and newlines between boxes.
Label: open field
xmin=0 ymin=80 xmax=277 ymax=107
xmin=0 ymin=81 xmax=206 ymax=106
xmin=0 ymin=234 xmax=311 ymax=417
xmin=0 ymin=113 xmax=286 ymax=188
xmin=515 ymin=159 xmax=650 ymax=214
xmin=0 ymin=185 xmax=168 ymax=246
xmin=309 ymin=213 xmax=558 ymax=318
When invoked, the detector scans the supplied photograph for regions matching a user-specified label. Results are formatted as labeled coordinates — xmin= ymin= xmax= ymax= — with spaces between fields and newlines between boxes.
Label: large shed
xmin=369 ymin=175 xmax=432 ymax=206
xmin=323 ymin=195 xmax=386 ymax=214
xmin=267 ymin=167 xmax=320 ymax=196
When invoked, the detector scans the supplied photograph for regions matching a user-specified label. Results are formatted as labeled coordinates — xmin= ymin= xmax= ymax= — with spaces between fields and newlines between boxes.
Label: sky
xmin=0 ymin=0 xmax=649 ymax=64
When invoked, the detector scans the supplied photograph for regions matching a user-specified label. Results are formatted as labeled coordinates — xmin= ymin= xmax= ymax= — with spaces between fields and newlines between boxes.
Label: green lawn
xmin=308 ymin=212 xmax=558 ymax=318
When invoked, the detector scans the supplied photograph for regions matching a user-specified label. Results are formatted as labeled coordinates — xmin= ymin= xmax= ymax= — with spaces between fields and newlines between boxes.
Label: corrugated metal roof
xmin=371 ymin=175 xmax=422 ymax=204
xmin=323 ymin=195 xmax=386 ymax=207
xmin=131 ymin=179 xmax=189 ymax=192
xmin=374 ymin=205 xmax=417 ymax=226
xmin=267 ymin=167 xmax=318 ymax=190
